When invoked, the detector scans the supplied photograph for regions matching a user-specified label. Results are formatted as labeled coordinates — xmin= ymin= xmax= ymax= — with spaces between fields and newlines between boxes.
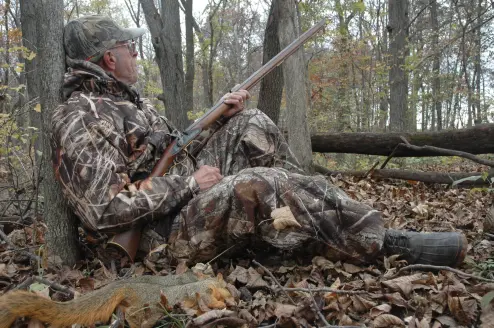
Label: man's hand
xmin=192 ymin=165 xmax=223 ymax=191
xmin=222 ymin=89 xmax=251 ymax=118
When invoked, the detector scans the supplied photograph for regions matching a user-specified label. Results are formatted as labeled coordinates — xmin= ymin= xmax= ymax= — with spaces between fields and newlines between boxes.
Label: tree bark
xmin=257 ymin=0 xmax=283 ymax=125
xmin=20 ymin=0 xmax=40 ymax=153
xmin=431 ymin=0 xmax=442 ymax=130
xmin=184 ymin=0 xmax=194 ymax=114
xmin=311 ymin=123 xmax=494 ymax=156
xmin=37 ymin=0 xmax=80 ymax=266
xmin=277 ymin=0 xmax=312 ymax=172
xmin=315 ymin=165 xmax=493 ymax=186
xmin=388 ymin=0 xmax=410 ymax=131
xmin=140 ymin=0 xmax=189 ymax=130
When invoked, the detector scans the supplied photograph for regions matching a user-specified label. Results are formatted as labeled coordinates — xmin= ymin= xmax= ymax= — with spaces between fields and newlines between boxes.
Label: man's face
xmin=111 ymin=40 xmax=138 ymax=85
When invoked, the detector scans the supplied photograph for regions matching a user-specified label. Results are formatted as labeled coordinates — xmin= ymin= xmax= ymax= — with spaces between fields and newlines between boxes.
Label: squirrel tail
xmin=0 ymin=289 xmax=132 ymax=328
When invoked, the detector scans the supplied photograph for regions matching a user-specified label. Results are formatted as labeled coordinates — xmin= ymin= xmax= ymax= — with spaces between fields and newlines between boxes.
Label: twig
xmin=281 ymin=287 xmax=368 ymax=295
xmin=363 ymin=161 xmax=380 ymax=178
xmin=14 ymin=277 xmax=34 ymax=290
xmin=252 ymin=260 xmax=296 ymax=305
xmin=206 ymin=244 xmax=236 ymax=266
xmin=32 ymin=277 xmax=75 ymax=296
xmin=380 ymin=143 xmax=401 ymax=169
xmin=109 ymin=307 xmax=125 ymax=328
xmin=391 ymin=264 xmax=494 ymax=282
xmin=484 ymin=232 xmax=494 ymax=239
xmin=397 ymin=142 xmax=494 ymax=167
xmin=307 ymin=285 xmax=331 ymax=327
xmin=0 ymin=227 xmax=40 ymax=262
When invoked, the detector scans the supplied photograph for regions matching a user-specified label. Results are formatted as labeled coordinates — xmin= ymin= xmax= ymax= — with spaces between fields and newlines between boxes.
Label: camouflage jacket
xmin=52 ymin=64 xmax=215 ymax=233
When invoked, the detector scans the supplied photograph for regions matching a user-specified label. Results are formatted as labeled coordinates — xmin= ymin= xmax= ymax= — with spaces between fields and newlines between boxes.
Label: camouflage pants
xmin=145 ymin=109 xmax=385 ymax=263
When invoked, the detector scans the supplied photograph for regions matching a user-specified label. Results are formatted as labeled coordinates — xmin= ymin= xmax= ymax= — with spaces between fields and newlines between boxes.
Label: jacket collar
xmin=63 ymin=57 xmax=142 ymax=109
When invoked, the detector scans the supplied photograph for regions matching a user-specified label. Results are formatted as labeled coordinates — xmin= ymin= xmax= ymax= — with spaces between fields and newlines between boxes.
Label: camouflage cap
xmin=64 ymin=15 xmax=146 ymax=61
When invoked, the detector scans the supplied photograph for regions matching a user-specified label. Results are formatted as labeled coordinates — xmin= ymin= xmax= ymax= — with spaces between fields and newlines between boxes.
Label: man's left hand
xmin=222 ymin=89 xmax=251 ymax=118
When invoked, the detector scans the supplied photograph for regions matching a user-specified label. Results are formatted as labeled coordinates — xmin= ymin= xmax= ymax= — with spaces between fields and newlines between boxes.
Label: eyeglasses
xmin=109 ymin=39 xmax=137 ymax=55
xmin=86 ymin=39 xmax=137 ymax=62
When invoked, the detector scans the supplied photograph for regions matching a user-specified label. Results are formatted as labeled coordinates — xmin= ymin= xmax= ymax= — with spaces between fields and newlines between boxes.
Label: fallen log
xmin=311 ymin=123 xmax=494 ymax=156
xmin=314 ymin=165 xmax=494 ymax=186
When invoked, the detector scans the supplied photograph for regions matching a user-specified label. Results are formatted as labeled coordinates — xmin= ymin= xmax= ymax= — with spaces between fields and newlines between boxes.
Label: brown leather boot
xmin=383 ymin=229 xmax=468 ymax=267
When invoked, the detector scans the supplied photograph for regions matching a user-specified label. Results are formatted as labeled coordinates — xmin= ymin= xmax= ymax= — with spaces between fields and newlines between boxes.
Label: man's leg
xmin=192 ymin=108 xmax=303 ymax=175
xmin=168 ymin=167 xmax=385 ymax=264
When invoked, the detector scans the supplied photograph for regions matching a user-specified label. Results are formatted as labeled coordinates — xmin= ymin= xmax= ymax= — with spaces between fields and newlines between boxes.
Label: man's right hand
xmin=192 ymin=165 xmax=223 ymax=191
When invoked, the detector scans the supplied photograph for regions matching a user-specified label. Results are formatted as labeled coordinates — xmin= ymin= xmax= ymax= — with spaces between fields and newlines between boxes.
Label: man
xmin=53 ymin=15 xmax=467 ymax=267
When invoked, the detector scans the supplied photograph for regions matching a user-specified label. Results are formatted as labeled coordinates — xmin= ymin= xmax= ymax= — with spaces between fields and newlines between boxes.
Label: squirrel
xmin=0 ymin=272 xmax=234 ymax=328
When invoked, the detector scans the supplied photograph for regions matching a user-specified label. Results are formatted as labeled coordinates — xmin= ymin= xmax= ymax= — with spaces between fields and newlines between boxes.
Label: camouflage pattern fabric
xmin=167 ymin=110 xmax=384 ymax=263
xmin=52 ymin=63 xmax=385 ymax=264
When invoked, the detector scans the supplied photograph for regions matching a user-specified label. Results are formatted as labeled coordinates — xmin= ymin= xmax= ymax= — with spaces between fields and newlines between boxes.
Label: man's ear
xmin=100 ymin=51 xmax=117 ymax=71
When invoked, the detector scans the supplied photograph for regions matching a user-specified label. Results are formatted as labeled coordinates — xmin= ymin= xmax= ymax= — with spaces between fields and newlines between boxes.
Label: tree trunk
xmin=431 ymin=0 xmax=442 ymax=130
xmin=315 ymin=165 xmax=493 ymax=187
xmin=388 ymin=0 xmax=409 ymax=131
xmin=277 ymin=0 xmax=312 ymax=171
xmin=311 ymin=123 xmax=494 ymax=156
xmin=257 ymin=0 xmax=283 ymax=125
xmin=37 ymin=0 xmax=80 ymax=266
xmin=140 ymin=0 xmax=189 ymax=129
xmin=184 ymin=0 xmax=194 ymax=114
xmin=377 ymin=0 xmax=388 ymax=130
xmin=20 ymin=0 xmax=41 ymax=154
xmin=474 ymin=0 xmax=482 ymax=123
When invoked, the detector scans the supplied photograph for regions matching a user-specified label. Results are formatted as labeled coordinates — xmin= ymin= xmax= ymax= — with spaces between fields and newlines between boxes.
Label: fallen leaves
xmin=373 ymin=313 xmax=405 ymax=327
xmin=0 ymin=159 xmax=492 ymax=327
xmin=227 ymin=265 xmax=268 ymax=288
xmin=382 ymin=273 xmax=425 ymax=297
xmin=271 ymin=206 xmax=301 ymax=230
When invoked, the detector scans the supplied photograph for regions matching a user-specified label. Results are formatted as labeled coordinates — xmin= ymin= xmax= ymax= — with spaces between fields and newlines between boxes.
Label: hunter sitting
xmin=52 ymin=15 xmax=468 ymax=267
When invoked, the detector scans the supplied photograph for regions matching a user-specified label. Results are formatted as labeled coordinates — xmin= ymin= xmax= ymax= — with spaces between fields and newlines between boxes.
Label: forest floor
xmin=0 ymin=157 xmax=493 ymax=328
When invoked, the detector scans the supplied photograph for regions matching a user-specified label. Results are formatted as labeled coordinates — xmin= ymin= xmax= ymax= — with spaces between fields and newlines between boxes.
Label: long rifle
xmin=109 ymin=18 xmax=327 ymax=261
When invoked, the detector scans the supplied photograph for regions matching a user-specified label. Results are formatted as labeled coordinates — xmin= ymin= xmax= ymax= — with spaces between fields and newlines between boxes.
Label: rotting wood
xmin=314 ymin=165 xmax=494 ymax=186
xmin=311 ymin=123 xmax=494 ymax=156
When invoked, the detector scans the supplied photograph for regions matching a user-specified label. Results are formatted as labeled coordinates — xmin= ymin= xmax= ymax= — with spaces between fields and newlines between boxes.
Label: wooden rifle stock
xmin=109 ymin=18 xmax=327 ymax=261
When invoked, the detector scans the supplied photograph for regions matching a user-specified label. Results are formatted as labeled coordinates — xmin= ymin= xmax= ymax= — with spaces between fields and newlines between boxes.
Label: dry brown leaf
xmin=343 ymin=262 xmax=363 ymax=274
xmin=176 ymin=260 xmax=189 ymax=274
xmin=370 ymin=303 xmax=392 ymax=318
xmin=373 ymin=314 xmax=405 ymax=327
xmin=351 ymin=294 xmax=377 ymax=313
xmin=192 ymin=309 xmax=235 ymax=326
xmin=447 ymin=296 xmax=478 ymax=326
xmin=239 ymin=308 xmax=257 ymax=324
xmin=77 ymin=277 xmax=95 ymax=293
xmin=271 ymin=206 xmax=301 ymax=230
xmin=227 ymin=265 xmax=248 ymax=284
xmin=323 ymin=277 xmax=341 ymax=302
xmin=384 ymin=292 xmax=409 ymax=308
xmin=312 ymin=256 xmax=335 ymax=270
xmin=433 ymin=316 xmax=458 ymax=328
xmin=246 ymin=267 xmax=269 ymax=288
xmin=274 ymin=302 xmax=297 ymax=318
xmin=339 ymin=314 xmax=354 ymax=325
xmin=382 ymin=273 xmax=424 ymax=297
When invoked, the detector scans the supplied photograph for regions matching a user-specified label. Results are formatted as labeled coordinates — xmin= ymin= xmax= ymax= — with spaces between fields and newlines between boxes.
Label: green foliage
xmin=187 ymin=109 xmax=205 ymax=121
xmin=475 ymin=258 xmax=494 ymax=278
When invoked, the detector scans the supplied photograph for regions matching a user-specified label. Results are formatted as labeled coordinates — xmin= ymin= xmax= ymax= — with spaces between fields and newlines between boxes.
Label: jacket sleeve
xmin=51 ymin=101 xmax=198 ymax=233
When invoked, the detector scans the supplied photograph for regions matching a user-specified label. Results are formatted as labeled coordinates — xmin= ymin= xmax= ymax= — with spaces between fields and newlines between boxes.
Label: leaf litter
xmin=0 ymin=159 xmax=493 ymax=327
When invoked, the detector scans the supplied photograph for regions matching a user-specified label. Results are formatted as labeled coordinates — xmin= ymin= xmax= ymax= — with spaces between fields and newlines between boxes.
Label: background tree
xmin=37 ymin=0 xmax=80 ymax=265
xmin=388 ymin=0 xmax=410 ymax=131
xmin=278 ymin=0 xmax=312 ymax=171
xmin=140 ymin=0 xmax=189 ymax=129
xmin=257 ymin=0 xmax=283 ymax=124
